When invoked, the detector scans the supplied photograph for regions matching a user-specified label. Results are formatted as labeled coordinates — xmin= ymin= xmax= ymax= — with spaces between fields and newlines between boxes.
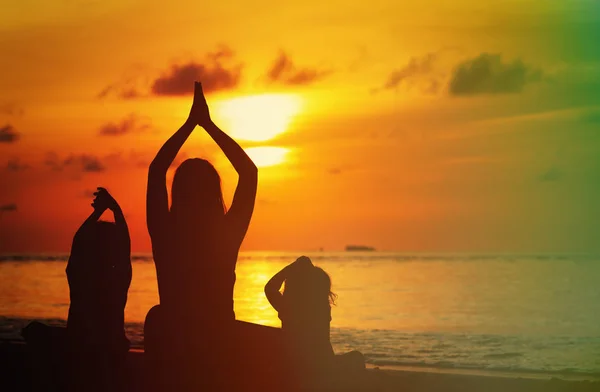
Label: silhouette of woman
xmin=144 ymin=81 xmax=258 ymax=389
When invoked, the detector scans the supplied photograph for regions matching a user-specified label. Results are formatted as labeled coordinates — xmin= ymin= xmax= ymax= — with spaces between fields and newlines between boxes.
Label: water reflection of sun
xmin=234 ymin=260 xmax=287 ymax=327
xmin=213 ymin=94 xmax=303 ymax=142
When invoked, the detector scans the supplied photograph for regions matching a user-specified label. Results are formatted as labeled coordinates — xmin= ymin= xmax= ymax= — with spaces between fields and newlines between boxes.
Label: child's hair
xmin=283 ymin=265 xmax=338 ymax=307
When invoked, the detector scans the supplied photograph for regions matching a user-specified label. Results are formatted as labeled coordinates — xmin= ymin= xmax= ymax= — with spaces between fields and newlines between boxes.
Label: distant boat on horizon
xmin=345 ymin=245 xmax=376 ymax=252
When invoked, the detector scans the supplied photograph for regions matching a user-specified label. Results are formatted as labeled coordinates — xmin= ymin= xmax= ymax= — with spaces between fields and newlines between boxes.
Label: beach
xmin=2 ymin=341 xmax=599 ymax=392
xmin=1 ymin=252 xmax=599 ymax=390
xmin=2 ymin=253 xmax=600 ymax=377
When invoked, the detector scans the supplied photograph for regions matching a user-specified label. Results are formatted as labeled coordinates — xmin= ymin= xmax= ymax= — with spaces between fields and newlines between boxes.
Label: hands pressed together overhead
xmin=188 ymin=81 xmax=212 ymax=127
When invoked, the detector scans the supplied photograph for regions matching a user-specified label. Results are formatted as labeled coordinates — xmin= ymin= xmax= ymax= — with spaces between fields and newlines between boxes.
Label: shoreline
xmin=2 ymin=339 xmax=599 ymax=383
xmin=367 ymin=364 xmax=600 ymax=382
xmin=1 ymin=341 xmax=599 ymax=392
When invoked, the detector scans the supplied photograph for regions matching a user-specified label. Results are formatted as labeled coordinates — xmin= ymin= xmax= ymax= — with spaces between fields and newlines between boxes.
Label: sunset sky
xmin=1 ymin=0 xmax=599 ymax=253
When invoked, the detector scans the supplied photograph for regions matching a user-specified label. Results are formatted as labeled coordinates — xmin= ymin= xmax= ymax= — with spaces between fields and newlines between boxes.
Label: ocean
xmin=1 ymin=252 xmax=599 ymax=379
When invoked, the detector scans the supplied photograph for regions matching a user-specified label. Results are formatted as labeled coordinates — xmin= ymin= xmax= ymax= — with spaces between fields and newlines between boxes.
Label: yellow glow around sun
xmin=213 ymin=94 xmax=303 ymax=142
xmin=244 ymin=147 xmax=289 ymax=168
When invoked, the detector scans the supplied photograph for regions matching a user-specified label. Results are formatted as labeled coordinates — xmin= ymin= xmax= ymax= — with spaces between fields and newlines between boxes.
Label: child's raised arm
xmin=97 ymin=187 xmax=131 ymax=259
xmin=264 ymin=265 xmax=290 ymax=312
xmin=96 ymin=187 xmax=132 ymax=291
xmin=265 ymin=264 xmax=291 ymax=312
xmin=69 ymin=192 xmax=108 ymax=265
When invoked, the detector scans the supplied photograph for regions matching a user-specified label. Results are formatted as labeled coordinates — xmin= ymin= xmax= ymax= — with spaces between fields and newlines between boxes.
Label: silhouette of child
xmin=265 ymin=256 xmax=365 ymax=389
xmin=66 ymin=187 xmax=131 ymax=356
xmin=22 ymin=187 xmax=131 ymax=392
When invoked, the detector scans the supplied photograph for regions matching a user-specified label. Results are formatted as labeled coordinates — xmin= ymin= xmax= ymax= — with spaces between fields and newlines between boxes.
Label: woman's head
xmin=170 ymin=158 xmax=226 ymax=223
xmin=284 ymin=265 xmax=337 ymax=307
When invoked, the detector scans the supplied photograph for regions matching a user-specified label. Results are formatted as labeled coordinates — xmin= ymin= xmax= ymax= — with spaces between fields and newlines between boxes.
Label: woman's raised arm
xmin=192 ymin=82 xmax=258 ymax=246
xmin=147 ymin=115 xmax=196 ymax=239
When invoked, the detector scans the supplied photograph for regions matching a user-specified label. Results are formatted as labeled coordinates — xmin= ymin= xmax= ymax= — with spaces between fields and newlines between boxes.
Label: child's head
xmin=283 ymin=263 xmax=337 ymax=307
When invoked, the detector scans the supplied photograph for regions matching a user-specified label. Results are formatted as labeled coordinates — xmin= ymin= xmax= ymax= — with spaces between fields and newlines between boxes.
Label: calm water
xmin=1 ymin=252 xmax=599 ymax=377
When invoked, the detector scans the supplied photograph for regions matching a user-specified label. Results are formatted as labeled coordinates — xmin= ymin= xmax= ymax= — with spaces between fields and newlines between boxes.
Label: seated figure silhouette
xmin=144 ymin=81 xmax=266 ymax=390
xmin=22 ymin=187 xmax=131 ymax=392
xmin=265 ymin=256 xmax=366 ymax=390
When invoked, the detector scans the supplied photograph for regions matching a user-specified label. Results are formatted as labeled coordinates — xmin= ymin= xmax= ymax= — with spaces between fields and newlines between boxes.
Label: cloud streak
xmin=151 ymin=47 xmax=242 ymax=96
xmin=99 ymin=113 xmax=151 ymax=136
xmin=0 ymin=124 xmax=19 ymax=143
xmin=0 ymin=203 xmax=17 ymax=212
xmin=449 ymin=53 xmax=542 ymax=96
xmin=382 ymin=52 xmax=438 ymax=90
xmin=266 ymin=51 xmax=330 ymax=85
xmin=98 ymin=47 xmax=242 ymax=99
xmin=97 ymin=82 xmax=141 ymax=100
xmin=376 ymin=51 xmax=541 ymax=97
xmin=6 ymin=158 xmax=30 ymax=171
xmin=0 ymin=103 xmax=24 ymax=117
xmin=45 ymin=153 xmax=106 ymax=173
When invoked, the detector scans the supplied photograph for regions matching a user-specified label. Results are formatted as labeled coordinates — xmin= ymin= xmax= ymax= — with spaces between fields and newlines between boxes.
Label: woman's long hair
xmin=169 ymin=158 xmax=227 ymax=239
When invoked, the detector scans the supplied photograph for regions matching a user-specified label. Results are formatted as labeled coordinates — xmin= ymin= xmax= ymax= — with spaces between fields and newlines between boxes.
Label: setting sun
xmin=213 ymin=94 xmax=303 ymax=142
xmin=244 ymin=147 xmax=290 ymax=168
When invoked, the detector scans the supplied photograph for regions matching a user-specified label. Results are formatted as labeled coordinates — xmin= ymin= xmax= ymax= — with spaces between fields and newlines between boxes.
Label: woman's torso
xmin=152 ymin=222 xmax=238 ymax=323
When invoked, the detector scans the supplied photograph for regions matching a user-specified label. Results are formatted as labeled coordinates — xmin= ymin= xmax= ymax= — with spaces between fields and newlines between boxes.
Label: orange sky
xmin=1 ymin=0 xmax=600 ymax=253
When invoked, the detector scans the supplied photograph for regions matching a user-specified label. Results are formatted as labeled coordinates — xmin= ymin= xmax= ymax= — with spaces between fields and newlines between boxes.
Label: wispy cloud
xmin=375 ymin=51 xmax=542 ymax=97
xmin=449 ymin=53 xmax=542 ymax=96
xmin=45 ymin=153 xmax=105 ymax=173
xmin=0 ymin=103 xmax=24 ymax=117
xmin=151 ymin=47 xmax=242 ymax=96
xmin=99 ymin=113 xmax=151 ymax=136
xmin=97 ymin=81 xmax=142 ymax=100
xmin=266 ymin=51 xmax=330 ymax=85
xmin=6 ymin=158 xmax=30 ymax=172
xmin=379 ymin=52 xmax=439 ymax=92
xmin=0 ymin=203 xmax=17 ymax=212
xmin=98 ymin=46 xmax=242 ymax=99
xmin=0 ymin=124 xmax=19 ymax=143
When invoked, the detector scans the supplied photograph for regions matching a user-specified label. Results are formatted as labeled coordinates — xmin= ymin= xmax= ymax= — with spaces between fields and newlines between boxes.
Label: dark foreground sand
xmin=1 ymin=341 xmax=598 ymax=392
